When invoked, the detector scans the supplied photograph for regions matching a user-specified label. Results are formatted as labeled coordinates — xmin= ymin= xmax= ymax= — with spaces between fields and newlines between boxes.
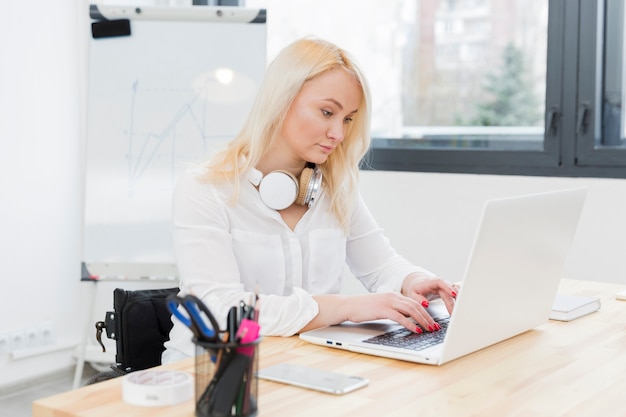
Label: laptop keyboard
xmin=363 ymin=318 xmax=450 ymax=351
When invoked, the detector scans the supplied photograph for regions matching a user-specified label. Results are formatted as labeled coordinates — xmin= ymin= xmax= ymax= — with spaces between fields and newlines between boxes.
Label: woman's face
xmin=279 ymin=68 xmax=362 ymax=166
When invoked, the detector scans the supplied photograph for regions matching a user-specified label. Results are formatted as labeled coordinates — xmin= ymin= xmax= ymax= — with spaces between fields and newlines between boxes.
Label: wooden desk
xmin=33 ymin=279 xmax=626 ymax=417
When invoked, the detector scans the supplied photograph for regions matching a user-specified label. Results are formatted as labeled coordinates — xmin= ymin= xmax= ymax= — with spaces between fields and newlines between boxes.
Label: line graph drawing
xmin=126 ymin=78 xmax=208 ymax=194
xmin=124 ymin=68 xmax=258 ymax=196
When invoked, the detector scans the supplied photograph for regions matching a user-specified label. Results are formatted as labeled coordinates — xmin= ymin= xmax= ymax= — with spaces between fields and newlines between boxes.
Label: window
xmin=575 ymin=0 xmax=625 ymax=169
xmin=245 ymin=0 xmax=626 ymax=178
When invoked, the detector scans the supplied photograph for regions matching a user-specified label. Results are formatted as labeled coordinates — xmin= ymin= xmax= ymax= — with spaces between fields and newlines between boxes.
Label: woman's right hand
xmin=301 ymin=292 xmax=442 ymax=334
xmin=343 ymin=292 xmax=442 ymax=333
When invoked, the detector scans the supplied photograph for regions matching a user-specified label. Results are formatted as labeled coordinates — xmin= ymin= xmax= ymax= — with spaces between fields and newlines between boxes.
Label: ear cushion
xmin=258 ymin=171 xmax=298 ymax=210
xmin=295 ymin=167 xmax=313 ymax=206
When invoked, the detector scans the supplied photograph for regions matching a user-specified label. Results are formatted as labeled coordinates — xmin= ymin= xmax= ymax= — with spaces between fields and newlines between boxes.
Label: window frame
xmin=364 ymin=0 xmax=626 ymax=179
xmin=575 ymin=0 xmax=626 ymax=168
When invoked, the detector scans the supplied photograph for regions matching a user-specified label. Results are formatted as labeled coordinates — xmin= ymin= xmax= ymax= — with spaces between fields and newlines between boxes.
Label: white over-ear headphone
xmin=248 ymin=163 xmax=322 ymax=210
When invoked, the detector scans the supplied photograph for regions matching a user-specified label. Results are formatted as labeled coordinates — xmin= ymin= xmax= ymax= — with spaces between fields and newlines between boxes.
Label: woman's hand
xmin=302 ymin=291 xmax=447 ymax=335
xmin=300 ymin=274 xmax=458 ymax=334
xmin=401 ymin=272 xmax=459 ymax=317
xmin=342 ymin=292 xmax=443 ymax=334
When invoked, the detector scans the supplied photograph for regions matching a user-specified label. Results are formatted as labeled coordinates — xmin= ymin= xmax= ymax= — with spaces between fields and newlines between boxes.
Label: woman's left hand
xmin=401 ymin=272 xmax=459 ymax=315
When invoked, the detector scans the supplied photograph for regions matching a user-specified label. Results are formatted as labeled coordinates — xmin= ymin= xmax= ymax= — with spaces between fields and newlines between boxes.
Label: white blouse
xmin=163 ymin=165 xmax=433 ymax=360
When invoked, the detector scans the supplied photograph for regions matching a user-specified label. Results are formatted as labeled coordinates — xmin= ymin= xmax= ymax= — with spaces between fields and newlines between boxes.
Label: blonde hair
xmin=201 ymin=37 xmax=372 ymax=230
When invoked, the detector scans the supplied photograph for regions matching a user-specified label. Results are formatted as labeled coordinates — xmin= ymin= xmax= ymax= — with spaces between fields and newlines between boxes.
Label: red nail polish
xmin=422 ymin=300 xmax=429 ymax=308
xmin=415 ymin=326 xmax=423 ymax=334
xmin=451 ymin=291 xmax=457 ymax=298
xmin=427 ymin=324 xmax=434 ymax=332
xmin=435 ymin=323 xmax=441 ymax=331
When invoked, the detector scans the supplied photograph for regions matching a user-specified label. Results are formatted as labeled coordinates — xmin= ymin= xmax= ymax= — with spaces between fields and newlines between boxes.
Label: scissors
xmin=166 ymin=293 xmax=221 ymax=342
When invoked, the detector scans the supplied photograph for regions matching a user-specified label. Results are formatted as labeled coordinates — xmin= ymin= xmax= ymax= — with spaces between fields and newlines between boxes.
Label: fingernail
xmin=427 ymin=324 xmax=434 ymax=332
xmin=415 ymin=326 xmax=423 ymax=334
xmin=451 ymin=291 xmax=457 ymax=298
xmin=435 ymin=323 xmax=441 ymax=331
xmin=421 ymin=300 xmax=429 ymax=308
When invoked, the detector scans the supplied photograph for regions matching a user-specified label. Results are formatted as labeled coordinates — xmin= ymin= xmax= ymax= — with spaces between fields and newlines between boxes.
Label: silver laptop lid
xmin=439 ymin=188 xmax=587 ymax=363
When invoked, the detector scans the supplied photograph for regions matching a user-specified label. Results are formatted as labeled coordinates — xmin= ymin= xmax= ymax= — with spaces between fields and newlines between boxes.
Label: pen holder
xmin=194 ymin=337 xmax=260 ymax=417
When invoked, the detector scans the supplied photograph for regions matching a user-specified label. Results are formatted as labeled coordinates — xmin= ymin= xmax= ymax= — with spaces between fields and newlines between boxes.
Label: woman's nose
xmin=327 ymin=121 xmax=346 ymax=142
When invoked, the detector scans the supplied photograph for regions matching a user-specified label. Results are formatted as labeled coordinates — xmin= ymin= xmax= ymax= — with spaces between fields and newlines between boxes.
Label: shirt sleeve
xmin=171 ymin=168 xmax=319 ymax=337
xmin=346 ymin=193 xmax=436 ymax=293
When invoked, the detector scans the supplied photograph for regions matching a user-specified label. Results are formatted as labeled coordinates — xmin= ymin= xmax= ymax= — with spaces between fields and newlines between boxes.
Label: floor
xmin=0 ymin=364 xmax=99 ymax=417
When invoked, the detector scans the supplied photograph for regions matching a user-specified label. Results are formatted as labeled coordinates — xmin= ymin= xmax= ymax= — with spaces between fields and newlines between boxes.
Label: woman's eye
xmin=322 ymin=109 xmax=332 ymax=117
xmin=344 ymin=116 xmax=354 ymax=123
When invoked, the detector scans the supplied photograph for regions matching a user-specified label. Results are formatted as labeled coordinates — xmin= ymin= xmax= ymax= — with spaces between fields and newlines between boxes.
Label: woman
xmin=163 ymin=37 xmax=457 ymax=362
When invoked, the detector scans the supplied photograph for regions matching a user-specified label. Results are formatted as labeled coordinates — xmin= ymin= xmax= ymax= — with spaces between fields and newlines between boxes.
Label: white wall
xmin=0 ymin=1 xmax=88 ymax=390
xmin=2 ymin=0 xmax=626 ymax=392
xmin=359 ymin=171 xmax=626 ymax=286
xmin=339 ymin=171 xmax=626 ymax=295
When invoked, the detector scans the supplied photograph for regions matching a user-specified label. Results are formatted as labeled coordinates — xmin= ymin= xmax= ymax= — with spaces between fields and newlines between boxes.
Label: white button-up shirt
xmin=164 ymin=165 xmax=433 ymax=359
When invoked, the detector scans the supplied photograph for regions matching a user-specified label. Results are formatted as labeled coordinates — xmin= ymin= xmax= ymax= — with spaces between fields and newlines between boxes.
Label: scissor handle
xmin=166 ymin=294 xmax=193 ymax=328
xmin=183 ymin=295 xmax=219 ymax=339
xmin=166 ymin=293 xmax=220 ymax=341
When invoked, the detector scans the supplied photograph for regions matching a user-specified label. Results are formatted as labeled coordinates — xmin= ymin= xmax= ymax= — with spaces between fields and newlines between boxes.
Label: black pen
xmin=227 ymin=306 xmax=238 ymax=342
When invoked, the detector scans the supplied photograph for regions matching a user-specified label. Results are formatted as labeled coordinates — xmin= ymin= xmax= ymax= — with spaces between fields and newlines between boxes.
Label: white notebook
xmin=550 ymin=294 xmax=601 ymax=321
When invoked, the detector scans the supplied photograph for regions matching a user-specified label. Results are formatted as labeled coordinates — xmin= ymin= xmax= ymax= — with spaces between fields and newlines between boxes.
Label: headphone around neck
xmin=248 ymin=163 xmax=322 ymax=210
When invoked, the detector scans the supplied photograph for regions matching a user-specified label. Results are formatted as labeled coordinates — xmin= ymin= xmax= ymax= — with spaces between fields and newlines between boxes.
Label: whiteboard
xmin=83 ymin=5 xmax=266 ymax=277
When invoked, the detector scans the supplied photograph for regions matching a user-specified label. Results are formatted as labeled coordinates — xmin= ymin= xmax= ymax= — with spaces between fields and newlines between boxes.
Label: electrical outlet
xmin=11 ymin=331 xmax=26 ymax=350
xmin=0 ymin=332 xmax=11 ymax=353
xmin=39 ymin=321 xmax=54 ymax=345
xmin=25 ymin=327 xmax=40 ymax=348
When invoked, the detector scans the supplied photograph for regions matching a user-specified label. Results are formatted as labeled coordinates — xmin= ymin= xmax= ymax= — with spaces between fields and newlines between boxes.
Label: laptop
xmin=300 ymin=188 xmax=587 ymax=365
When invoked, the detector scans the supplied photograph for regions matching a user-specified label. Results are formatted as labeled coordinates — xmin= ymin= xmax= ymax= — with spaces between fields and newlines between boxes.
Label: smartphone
xmin=256 ymin=363 xmax=369 ymax=395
